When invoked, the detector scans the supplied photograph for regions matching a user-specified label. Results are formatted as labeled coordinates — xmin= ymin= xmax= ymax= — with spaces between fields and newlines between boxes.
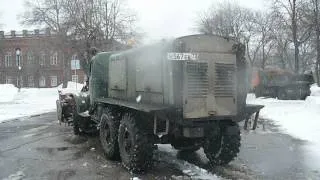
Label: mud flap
xmin=56 ymin=100 xmax=62 ymax=122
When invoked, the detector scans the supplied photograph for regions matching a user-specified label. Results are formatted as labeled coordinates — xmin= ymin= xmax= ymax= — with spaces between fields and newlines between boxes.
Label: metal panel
xmin=183 ymin=61 xmax=210 ymax=118
xmin=186 ymin=62 xmax=209 ymax=98
xmin=214 ymin=63 xmax=236 ymax=97
xmin=135 ymin=53 xmax=163 ymax=93
xmin=109 ymin=56 xmax=127 ymax=90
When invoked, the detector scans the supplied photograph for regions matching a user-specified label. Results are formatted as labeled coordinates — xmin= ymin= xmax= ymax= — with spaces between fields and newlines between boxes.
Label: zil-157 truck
xmin=56 ymin=34 xmax=263 ymax=173
xmin=252 ymin=68 xmax=314 ymax=100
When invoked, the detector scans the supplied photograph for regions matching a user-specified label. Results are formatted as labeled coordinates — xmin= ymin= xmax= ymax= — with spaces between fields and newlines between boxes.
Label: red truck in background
xmin=252 ymin=68 xmax=314 ymax=100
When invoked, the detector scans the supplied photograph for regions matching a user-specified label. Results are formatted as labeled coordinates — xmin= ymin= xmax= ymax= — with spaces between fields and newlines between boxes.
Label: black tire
xmin=171 ymin=138 xmax=201 ymax=152
xmin=300 ymin=94 xmax=308 ymax=100
xmin=118 ymin=113 xmax=154 ymax=173
xmin=100 ymin=108 xmax=120 ymax=160
xmin=204 ymin=122 xmax=241 ymax=166
xmin=277 ymin=88 xmax=287 ymax=100
xmin=254 ymin=86 xmax=262 ymax=98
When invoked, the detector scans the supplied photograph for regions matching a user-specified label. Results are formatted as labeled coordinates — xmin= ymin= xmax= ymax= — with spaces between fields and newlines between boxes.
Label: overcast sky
xmin=0 ymin=0 xmax=266 ymax=43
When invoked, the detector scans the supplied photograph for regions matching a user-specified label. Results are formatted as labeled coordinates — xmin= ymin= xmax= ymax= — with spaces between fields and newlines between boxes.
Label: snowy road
xmin=247 ymin=86 xmax=320 ymax=176
xmin=1 ymin=84 xmax=320 ymax=179
xmin=1 ymin=112 xmax=319 ymax=180
xmin=0 ymin=113 xmax=185 ymax=180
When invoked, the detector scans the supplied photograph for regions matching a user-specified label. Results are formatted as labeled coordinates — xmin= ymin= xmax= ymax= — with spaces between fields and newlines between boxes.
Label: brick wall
xmin=0 ymin=29 xmax=85 ymax=88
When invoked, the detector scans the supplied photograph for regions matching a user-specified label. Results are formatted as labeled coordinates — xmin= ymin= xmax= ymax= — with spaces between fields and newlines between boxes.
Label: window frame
xmin=5 ymin=76 xmax=12 ymax=84
xmin=50 ymin=52 xmax=58 ymax=65
xmin=39 ymin=76 xmax=46 ymax=87
xmin=40 ymin=52 xmax=46 ymax=66
xmin=5 ymin=52 xmax=12 ymax=67
xmin=27 ymin=51 xmax=34 ymax=64
xmin=28 ymin=75 xmax=34 ymax=87
xmin=50 ymin=76 xmax=57 ymax=86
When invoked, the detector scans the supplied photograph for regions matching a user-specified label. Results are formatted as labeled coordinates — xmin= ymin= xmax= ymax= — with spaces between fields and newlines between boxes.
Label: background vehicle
xmin=252 ymin=68 xmax=314 ymax=100
xmin=57 ymin=34 xmax=262 ymax=173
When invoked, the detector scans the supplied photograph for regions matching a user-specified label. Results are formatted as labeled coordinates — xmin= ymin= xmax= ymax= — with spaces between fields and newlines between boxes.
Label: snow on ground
xmin=156 ymin=144 xmax=220 ymax=180
xmin=247 ymin=83 xmax=320 ymax=170
xmin=0 ymin=84 xmax=18 ymax=103
xmin=0 ymin=82 xmax=82 ymax=123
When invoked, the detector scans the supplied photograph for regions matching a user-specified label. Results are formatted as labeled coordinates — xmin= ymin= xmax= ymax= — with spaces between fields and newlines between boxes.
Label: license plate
xmin=167 ymin=52 xmax=199 ymax=61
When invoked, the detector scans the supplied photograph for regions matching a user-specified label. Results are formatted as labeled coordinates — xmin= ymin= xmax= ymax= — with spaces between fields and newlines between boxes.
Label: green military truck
xmin=57 ymin=34 xmax=262 ymax=173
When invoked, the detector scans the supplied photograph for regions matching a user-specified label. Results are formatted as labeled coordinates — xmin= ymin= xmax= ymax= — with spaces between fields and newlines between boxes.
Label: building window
xmin=50 ymin=52 xmax=58 ymax=65
xmin=6 ymin=76 xmax=13 ymax=84
xmin=27 ymin=52 xmax=34 ymax=64
xmin=28 ymin=76 xmax=34 ymax=87
xmin=16 ymin=51 xmax=22 ymax=67
xmin=72 ymin=54 xmax=78 ymax=60
xmin=72 ymin=75 xmax=78 ymax=83
xmin=5 ymin=52 xmax=11 ymax=67
xmin=50 ymin=76 xmax=57 ymax=87
xmin=40 ymin=52 xmax=46 ymax=65
xmin=39 ymin=76 xmax=46 ymax=87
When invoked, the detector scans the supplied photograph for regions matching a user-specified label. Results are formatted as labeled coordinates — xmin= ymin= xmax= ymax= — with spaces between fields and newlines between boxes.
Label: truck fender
xmin=225 ymin=125 xmax=240 ymax=135
xmin=73 ymin=93 xmax=90 ymax=114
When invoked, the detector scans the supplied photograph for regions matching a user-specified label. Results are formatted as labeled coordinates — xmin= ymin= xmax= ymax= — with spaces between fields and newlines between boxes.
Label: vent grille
xmin=186 ymin=62 xmax=208 ymax=98
xmin=214 ymin=63 xmax=235 ymax=97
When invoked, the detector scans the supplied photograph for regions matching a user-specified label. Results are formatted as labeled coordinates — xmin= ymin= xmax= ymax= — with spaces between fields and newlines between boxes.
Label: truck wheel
xmin=100 ymin=108 xmax=120 ymax=160
xmin=254 ymin=87 xmax=261 ymax=98
xmin=277 ymin=89 xmax=287 ymax=100
xmin=171 ymin=138 xmax=201 ymax=152
xmin=72 ymin=108 xmax=81 ymax=135
xmin=118 ymin=113 xmax=154 ymax=173
xmin=204 ymin=122 xmax=241 ymax=166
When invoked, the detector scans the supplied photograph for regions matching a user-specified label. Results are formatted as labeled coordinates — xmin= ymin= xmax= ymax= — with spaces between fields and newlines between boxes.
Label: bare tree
xmin=62 ymin=0 xmax=137 ymax=72
xmin=272 ymin=0 xmax=313 ymax=73
xmin=197 ymin=2 xmax=277 ymax=69
xmin=253 ymin=12 xmax=276 ymax=69
xmin=198 ymin=2 xmax=254 ymax=42
xmin=20 ymin=0 xmax=138 ymax=85
xmin=312 ymin=0 xmax=320 ymax=86
xmin=21 ymin=0 xmax=72 ymax=87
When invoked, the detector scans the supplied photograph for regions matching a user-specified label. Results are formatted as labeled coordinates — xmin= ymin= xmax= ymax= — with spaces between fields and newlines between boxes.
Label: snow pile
xmin=310 ymin=83 xmax=320 ymax=96
xmin=0 ymin=88 xmax=58 ymax=122
xmin=57 ymin=81 xmax=84 ymax=94
xmin=0 ymin=81 xmax=83 ymax=123
xmin=0 ymin=84 xmax=18 ymax=103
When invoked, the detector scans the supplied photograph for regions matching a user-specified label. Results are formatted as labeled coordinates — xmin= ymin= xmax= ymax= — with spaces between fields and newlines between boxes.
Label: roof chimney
xmin=45 ymin=28 xmax=51 ymax=36
xmin=11 ymin=30 xmax=16 ymax=37
xmin=34 ymin=29 xmax=39 ymax=36
xmin=22 ymin=30 xmax=28 ymax=37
